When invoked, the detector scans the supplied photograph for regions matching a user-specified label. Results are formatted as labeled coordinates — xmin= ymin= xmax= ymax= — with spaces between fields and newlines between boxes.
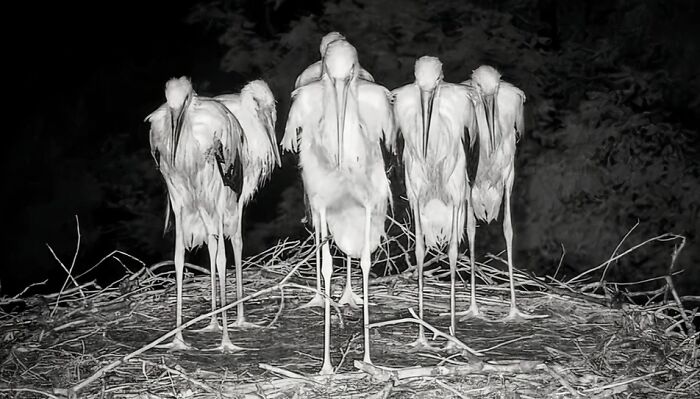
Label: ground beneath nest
xmin=1 ymin=238 xmax=697 ymax=398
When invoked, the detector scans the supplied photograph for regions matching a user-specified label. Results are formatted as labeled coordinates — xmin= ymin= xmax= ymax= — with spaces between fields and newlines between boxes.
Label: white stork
xmin=393 ymin=56 xmax=478 ymax=349
xmin=145 ymin=77 xmax=245 ymax=351
xmin=461 ymin=65 xmax=546 ymax=321
xmin=283 ymin=39 xmax=395 ymax=373
xmin=185 ymin=79 xmax=279 ymax=330
xmin=291 ymin=32 xmax=374 ymax=309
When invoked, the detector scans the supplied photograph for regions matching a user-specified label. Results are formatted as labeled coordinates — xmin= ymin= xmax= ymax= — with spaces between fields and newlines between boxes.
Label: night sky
xmin=7 ymin=2 xmax=221 ymax=294
xmin=5 ymin=1 xmax=699 ymax=298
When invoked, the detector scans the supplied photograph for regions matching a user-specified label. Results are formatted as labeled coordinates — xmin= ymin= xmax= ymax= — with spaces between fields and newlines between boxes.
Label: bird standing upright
xmin=393 ymin=56 xmax=478 ymax=349
xmin=461 ymin=65 xmax=545 ymax=321
xmin=283 ymin=39 xmax=395 ymax=374
xmin=206 ymin=80 xmax=282 ymax=329
xmin=289 ymin=32 xmax=375 ymax=310
xmin=145 ymin=77 xmax=245 ymax=351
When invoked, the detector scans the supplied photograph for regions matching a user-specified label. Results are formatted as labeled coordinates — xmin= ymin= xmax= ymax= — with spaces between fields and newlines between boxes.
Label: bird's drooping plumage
xmin=283 ymin=39 xmax=395 ymax=374
xmin=182 ymin=79 xmax=280 ymax=330
xmin=294 ymin=31 xmax=375 ymax=89
xmin=286 ymin=33 xmax=383 ymax=311
xmin=145 ymin=76 xmax=245 ymax=351
xmin=393 ymin=56 xmax=479 ymax=348
xmin=460 ymin=65 xmax=543 ymax=321
xmin=217 ymin=80 xmax=281 ymax=205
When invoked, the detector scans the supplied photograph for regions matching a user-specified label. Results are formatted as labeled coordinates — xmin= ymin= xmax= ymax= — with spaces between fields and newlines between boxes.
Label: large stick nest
xmin=1 ymin=222 xmax=698 ymax=398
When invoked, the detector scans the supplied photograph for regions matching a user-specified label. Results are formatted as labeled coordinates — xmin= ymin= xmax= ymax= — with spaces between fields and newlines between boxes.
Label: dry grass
xmin=0 ymin=221 xmax=697 ymax=398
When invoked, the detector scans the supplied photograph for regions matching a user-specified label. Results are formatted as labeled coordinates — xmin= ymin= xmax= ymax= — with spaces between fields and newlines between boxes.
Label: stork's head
xmin=242 ymin=80 xmax=281 ymax=166
xmin=165 ymin=77 xmax=193 ymax=109
xmin=471 ymin=65 xmax=502 ymax=153
xmin=323 ymin=39 xmax=358 ymax=80
xmin=471 ymin=65 xmax=501 ymax=96
xmin=164 ymin=77 xmax=194 ymax=163
xmin=414 ymin=56 xmax=443 ymax=158
xmin=323 ymin=40 xmax=359 ymax=168
xmin=415 ymin=56 xmax=443 ymax=92
xmin=319 ymin=31 xmax=346 ymax=56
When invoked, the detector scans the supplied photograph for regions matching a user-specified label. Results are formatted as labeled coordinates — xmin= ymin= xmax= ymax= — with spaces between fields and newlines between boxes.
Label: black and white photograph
xmin=3 ymin=0 xmax=699 ymax=397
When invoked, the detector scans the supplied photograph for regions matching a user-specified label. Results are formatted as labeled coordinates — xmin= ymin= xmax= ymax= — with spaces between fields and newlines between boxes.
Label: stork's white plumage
xmin=461 ymin=65 xmax=545 ymax=321
xmin=145 ymin=76 xmax=245 ymax=352
xmin=288 ymin=33 xmax=376 ymax=310
xmin=393 ymin=56 xmax=478 ymax=349
xmin=195 ymin=79 xmax=281 ymax=330
xmin=283 ymin=39 xmax=395 ymax=374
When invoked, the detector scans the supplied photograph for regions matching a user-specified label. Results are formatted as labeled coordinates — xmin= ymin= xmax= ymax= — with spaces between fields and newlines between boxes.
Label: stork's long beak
xmin=259 ymin=110 xmax=281 ymax=167
xmin=170 ymin=95 xmax=190 ymax=164
xmin=332 ymin=77 xmax=349 ymax=168
xmin=420 ymin=88 xmax=436 ymax=158
xmin=483 ymin=88 xmax=498 ymax=154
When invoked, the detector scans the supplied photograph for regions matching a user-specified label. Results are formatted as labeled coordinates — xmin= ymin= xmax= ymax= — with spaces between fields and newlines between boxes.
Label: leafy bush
xmin=189 ymin=0 xmax=700 ymax=294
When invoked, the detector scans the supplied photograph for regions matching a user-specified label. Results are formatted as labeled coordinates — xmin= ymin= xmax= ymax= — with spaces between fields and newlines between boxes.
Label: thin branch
xmin=552 ymin=243 xmax=566 ymax=281
xmin=582 ymin=371 xmax=667 ymax=393
xmin=368 ymin=307 xmax=482 ymax=356
xmin=598 ymin=221 xmax=638 ymax=288
xmin=568 ymin=233 xmax=683 ymax=285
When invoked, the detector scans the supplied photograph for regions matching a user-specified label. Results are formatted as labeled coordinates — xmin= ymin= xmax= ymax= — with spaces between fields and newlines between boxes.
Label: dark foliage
xmin=4 ymin=0 xmax=698 ymax=298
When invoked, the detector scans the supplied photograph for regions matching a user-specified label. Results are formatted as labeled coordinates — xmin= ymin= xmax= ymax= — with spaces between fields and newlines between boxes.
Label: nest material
xmin=0 ymin=225 xmax=698 ymax=398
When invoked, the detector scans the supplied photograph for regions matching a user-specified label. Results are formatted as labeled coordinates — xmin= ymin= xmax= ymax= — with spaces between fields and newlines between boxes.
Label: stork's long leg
xmin=299 ymin=213 xmax=325 ymax=309
xmin=158 ymin=207 xmax=192 ymax=350
xmin=192 ymin=235 xmax=222 ymax=332
xmin=458 ymin=195 xmax=482 ymax=320
xmin=444 ymin=205 xmax=461 ymax=352
xmin=498 ymin=172 xmax=547 ymax=322
xmin=360 ymin=205 xmax=373 ymax=364
xmin=214 ymin=220 xmax=245 ymax=352
xmin=230 ymin=201 xmax=262 ymax=329
xmin=408 ymin=203 xmax=437 ymax=351
xmin=339 ymin=255 xmax=363 ymax=308
xmin=319 ymin=207 xmax=334 ymax=375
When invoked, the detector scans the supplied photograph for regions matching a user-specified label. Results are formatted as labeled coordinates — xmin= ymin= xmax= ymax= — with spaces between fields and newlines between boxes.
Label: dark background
xmin=4 ymin=1 xmax=699 ymax=299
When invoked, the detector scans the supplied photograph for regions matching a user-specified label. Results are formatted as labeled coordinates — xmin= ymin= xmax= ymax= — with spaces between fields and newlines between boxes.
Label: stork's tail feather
xmin=327 ymin=202 xmax=385 ymax=258
xmin=163 ymin=198 xmax=173 ymax=235
xmin=420 ymin=199 xmax=464 ymax=248
xmin=471 ymin=185 xmax=502 ymax=222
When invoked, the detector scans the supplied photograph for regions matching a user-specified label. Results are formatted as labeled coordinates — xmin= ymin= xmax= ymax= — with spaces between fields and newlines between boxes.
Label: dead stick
xmin=582 ymin=371 xmax=667 ymax=393
xmin=354 ymin=359 xmax=543 ymax=380
xmin=542 ymin=364 xmax=582 ymax=397
xmin=367 ymin=307 xmax=482 ymax=356
xmin=140 ymin=359 xmax=217 ymax=393
xmin=258 ymin=363 xmax=321 ymax=385
xmin=598 ymin=221 xmax=639 ymax=288
xmin=568 ymin=233 xmax=682 ymax=285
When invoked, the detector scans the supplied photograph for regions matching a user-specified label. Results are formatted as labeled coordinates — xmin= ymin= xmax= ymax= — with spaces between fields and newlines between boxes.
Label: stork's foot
xmin=455 ymin=304 xmax=486 ymax=321
xmin=496 ymin=306 xmax=548 ymax=322
xmin=338 ymin=285 xmax=363 ymax=309
xmin=192 ymin=317 xmax=222 ymax=333
xmin=319 ymin=361 xmax=334 ymax=375
xmin=408 ymin=336 xmax=440 ymax=352
xmin=229 ymin=318 xmax=263 ymax=329
xmin=156 ymin=335 xmax=193 ymax=351
xmin=203 ymin=335 xmax=250 ymax=353
xmin=296 ymin=292 xmax=325 ymax=310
